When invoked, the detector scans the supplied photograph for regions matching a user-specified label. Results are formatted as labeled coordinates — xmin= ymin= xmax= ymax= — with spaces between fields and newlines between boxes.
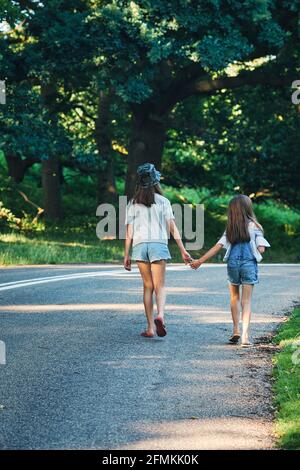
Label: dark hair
xmin=132 ymin=184 xmax=163 ymax=207
xmin=226 ymin=194 xmax=263 ymax=244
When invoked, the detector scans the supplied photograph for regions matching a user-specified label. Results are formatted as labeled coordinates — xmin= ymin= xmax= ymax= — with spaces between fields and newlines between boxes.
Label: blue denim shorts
xmin=227 ymin=259 xmax=258 ymax=285
xmin=132 ymin=242 xmax=171 ymax=263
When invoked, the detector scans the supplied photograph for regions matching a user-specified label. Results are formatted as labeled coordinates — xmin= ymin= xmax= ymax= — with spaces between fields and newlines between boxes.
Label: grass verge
xmin=0 ymin=231 xmax=195 ymax=265
xmin=273 ymin=307 xmax=300 ymax=449
xmin=0 ymin=232 xmax=124 ymax=265
xmin=0 ymin=229 xmax=299 ymax=265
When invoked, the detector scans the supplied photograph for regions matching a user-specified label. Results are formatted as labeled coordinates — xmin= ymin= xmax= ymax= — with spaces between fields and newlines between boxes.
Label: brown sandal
xmin=154 ymin=318 xmax=167 ymax=337
xmin=141 ymin=331 xmax=154 ymax=338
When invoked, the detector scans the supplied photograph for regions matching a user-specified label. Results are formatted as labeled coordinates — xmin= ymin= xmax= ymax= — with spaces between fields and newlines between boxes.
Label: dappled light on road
xmin=117 ymin=417 xmax=274 ymax=450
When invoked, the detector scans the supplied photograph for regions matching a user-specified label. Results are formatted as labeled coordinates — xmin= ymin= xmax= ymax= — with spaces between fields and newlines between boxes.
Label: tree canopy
xmin=0 ymin=0 xmax=299 ymax=219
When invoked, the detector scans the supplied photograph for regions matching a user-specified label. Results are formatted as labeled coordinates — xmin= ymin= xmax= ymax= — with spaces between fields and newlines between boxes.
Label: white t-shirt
xmin=125 ymin=194 xmax=175 ymax=247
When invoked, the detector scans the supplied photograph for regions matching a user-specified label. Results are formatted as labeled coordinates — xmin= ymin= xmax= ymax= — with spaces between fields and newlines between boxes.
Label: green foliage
xmin=207 ymin=86 xmax=300 ymax=205
xmin=91 ymin=0 xmax=289 ymax=103
xmin=0 ymin=0 xmax=21 ymax=24
xmin=0 ymin=83 xmax=72 ymax=160
xmin=0 ymin=165 xmax=44 ymax=231
xmin=273 ymin=308 xmax=300 ymax=449
xmin=29 ymin=2 xmax=94 ymax=82
xmin=0 ymin=200 xmax=19 ymax=229
xmin=163 ymin=82 xmax=300 ymax=205
xmin=0 ymin=170 xmax=19 ymax=229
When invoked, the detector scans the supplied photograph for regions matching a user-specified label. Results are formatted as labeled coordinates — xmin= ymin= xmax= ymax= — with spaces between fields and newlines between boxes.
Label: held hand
xmin=124 ymin=255 xmax=131 ymax=271
xmin=190 ymin=259 xmax=202 ymax=270
xmin=181 ymin=250 xmax=193 ymax=264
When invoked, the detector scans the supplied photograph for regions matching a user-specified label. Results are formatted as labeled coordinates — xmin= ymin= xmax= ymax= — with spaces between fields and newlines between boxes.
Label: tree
xmin=89 ymin=0 xmax=299 ymax=196
xmin=1 ymin=0 xmax=299 ymax=211
xmin=0 ymin=0 xmax=96 ymax=219
xmin=0 ymin=1 xmax=130 ymax=215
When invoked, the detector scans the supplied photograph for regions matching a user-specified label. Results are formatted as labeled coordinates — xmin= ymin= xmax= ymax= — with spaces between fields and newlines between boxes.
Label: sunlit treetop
xmin=88 ymin=0 xmax=299 ymax=104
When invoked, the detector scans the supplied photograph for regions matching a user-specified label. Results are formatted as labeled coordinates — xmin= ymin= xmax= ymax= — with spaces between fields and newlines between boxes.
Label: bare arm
xmin=168 ymin=219 xmax=192 ymax=263
xmin=124 ymin=224 xmax=133 ymax=271
xmin=190 ymin=243 xmax=223 ymax=269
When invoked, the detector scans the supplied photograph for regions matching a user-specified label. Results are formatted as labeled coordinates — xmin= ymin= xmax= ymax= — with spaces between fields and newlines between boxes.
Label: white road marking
xmin=0 ymin=270 xmax=128 ymax=291
xmin=0 ymin=270 xmax=123 ymax=287
xmin=0 ymin=263 xmax=298 ymax=292
xmin=0 ymin=265 xmax=194 ymax=291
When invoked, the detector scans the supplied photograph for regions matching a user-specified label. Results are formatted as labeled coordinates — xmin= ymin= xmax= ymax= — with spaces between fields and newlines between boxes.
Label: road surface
xmin=0 ymin=263 xmax=299 ymax=449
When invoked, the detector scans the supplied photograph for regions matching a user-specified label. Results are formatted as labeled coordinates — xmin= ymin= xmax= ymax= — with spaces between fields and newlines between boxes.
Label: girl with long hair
xmin=190 ymin=194 xmax=270 ymax=347
xmin=124 ymin=163 xmax=191 ymax=338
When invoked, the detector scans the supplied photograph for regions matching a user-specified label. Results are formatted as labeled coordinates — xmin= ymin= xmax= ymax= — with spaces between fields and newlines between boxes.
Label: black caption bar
xmin=0 ymin=450 xmax=298 ymax=466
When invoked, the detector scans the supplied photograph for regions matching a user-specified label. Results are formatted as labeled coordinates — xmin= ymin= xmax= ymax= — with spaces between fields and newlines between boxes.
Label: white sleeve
xmin=217 ymin=232 xmax=229 ymax=248
xmin=164 ymin=200 xmax=175 ymax=221
xmin=125 ymin=202 xmax=134 ymax=225
xmin=255 ymin=229 xmax=270 ymax=248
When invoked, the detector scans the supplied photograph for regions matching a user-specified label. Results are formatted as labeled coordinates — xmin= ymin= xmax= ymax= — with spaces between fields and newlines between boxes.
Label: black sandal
xmin=229 ymin=334 xmax=240 ymax=344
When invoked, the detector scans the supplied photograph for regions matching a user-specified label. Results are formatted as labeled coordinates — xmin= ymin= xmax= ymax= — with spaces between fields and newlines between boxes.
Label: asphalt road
xmin=0 ymin=263 xmax=299 ymax=450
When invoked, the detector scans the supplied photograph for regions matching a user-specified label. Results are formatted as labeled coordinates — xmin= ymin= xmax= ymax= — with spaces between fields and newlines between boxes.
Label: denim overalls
xmin=227 ymin=242 xmax=258 ymax=285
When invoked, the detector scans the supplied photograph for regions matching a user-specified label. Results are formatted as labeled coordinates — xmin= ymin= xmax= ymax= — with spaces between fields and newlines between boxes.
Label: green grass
xmin=0 ymin=232 xmax=124 ymax=265
xmin=273 ymin=307 xmax=300 ymax=449
xmin=0 ymin=223 xmax=299 ymax=265
xmin=0 ymin=231 xmax=206 ymax=265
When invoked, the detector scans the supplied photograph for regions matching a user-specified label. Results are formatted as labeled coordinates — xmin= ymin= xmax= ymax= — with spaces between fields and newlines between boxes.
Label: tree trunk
xmin=125 ymin=110 xmax=167 ymax=198
xmin=95 ymin=90 xmax=117 ymax=204
xmin=40 ymin=82 xmax=62 ymax=221
xmin=5 ymin=153 xmax=38 ymax=183
xmin=41 ymin=157 xmax=62 ymax=220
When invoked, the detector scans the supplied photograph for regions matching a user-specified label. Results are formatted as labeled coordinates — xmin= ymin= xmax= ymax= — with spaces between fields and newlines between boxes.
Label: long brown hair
xmin=226 ymin=195 xmax=262 ymax=244
xmin=132 ymin=183 xmax=163 ymax=207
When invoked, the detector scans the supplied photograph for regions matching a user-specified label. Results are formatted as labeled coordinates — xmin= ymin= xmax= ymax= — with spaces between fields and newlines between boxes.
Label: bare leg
xmin=228 ymin=284 xmax=240 ymax=336
xmin=151 ymin=261 xmax=166 ymax=321
xmin=137 ymin=262 xmax=155 ymax=335
xmin=241 ymin=284 xmax=254 ymax=344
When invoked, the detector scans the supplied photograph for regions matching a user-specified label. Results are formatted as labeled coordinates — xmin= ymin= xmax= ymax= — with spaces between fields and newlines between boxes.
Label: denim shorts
xmin=132 ymin=242 xmax=171 ymax=263
xmin=227 ymin=259 xmax=258 ymax=285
